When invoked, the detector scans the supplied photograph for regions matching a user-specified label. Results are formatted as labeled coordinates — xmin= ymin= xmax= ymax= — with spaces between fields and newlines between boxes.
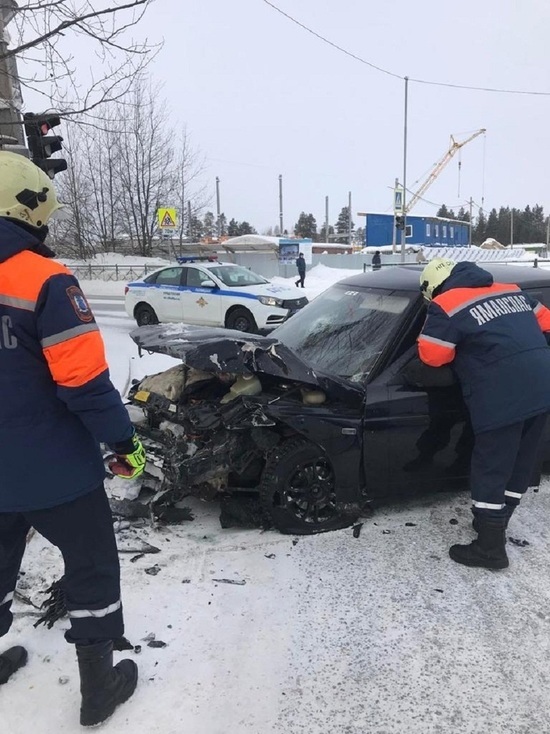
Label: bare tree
xmin=0 ymin=0 xmax=158 ymax=120
xmin=49 ymin=77 xmax=209 ymax=260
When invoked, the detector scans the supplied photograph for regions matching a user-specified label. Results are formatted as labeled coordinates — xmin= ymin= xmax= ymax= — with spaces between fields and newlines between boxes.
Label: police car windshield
xmin=208 ymin=265 xmax=268 ymax=287
xmin=274 ymin=284 xmax=413 ymax=381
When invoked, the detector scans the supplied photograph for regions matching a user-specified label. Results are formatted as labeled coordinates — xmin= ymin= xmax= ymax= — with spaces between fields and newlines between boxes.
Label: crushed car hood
xmin=130 ymin=324 xmax=362 ymax=396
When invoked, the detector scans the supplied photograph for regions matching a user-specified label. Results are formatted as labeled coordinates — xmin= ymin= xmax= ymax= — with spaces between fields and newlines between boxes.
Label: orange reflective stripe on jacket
xmin=534 ymin=302 xmax=550 ymax=332
xmin=417 ymin=333 xmax=456 ymax=367
xmin=42 ymin=329 xmax=108 ymax=387
xmin=434 ymin=282 xmax=520 ymax=317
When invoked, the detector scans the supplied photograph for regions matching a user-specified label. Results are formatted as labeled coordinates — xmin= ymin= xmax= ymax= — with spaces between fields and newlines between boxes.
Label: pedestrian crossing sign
xmin=158 ymin=207 xmax=177 ymax=229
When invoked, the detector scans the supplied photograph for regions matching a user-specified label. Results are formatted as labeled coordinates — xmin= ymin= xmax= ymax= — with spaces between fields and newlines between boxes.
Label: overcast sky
xmin=30 ymin=0 xmax=550 ymax=232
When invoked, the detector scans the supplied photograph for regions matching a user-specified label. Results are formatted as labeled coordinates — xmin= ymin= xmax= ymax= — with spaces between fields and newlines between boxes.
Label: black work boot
xmin=472 ymin=504 xmax=516 ymax=533
xmin=0 ymin=646 xmax=28 ymax=684
xmin=450 ymin=515 xmax=509 ymax=569
xmin=76 ymin=640 xmax=138 ymax=727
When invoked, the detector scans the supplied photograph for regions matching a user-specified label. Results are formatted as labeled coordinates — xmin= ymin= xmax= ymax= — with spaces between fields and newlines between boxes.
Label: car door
xmin=180 ymin=266 xmax=223 ymax=326
xmin=149 ymin=267 xmax=185 ymax=322
xmin=362 ymin=315 xmax=471 ymax=500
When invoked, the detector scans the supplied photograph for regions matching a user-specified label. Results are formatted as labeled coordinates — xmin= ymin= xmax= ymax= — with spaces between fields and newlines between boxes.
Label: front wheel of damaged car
xmin=261 ymin=439 xmax=359 ymax=535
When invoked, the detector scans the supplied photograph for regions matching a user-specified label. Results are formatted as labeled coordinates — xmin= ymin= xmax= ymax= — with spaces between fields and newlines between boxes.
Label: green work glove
xmin=109 ymin=432 xmax=146 ymax=480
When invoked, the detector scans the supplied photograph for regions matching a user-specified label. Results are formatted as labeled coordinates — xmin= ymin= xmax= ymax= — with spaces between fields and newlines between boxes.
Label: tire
xmin=134 ymin=304 xmax=159 ymax=326
xmin=225 ymin=307 xmax=257 ymax=333
xmin=261 ymin=438 xmax=359 ymax=535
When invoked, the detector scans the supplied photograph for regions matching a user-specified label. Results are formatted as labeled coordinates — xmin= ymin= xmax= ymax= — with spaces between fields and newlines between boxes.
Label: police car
xmin=124 ymin=257 xmax=308 ymax=332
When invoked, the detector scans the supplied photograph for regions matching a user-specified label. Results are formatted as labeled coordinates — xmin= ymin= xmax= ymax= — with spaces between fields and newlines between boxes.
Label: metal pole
xmin=215 ymin=176 xmax=221 ymax=239
xmin=0 ymin=4 xmax=23 ymax=146
xmin=325 ymin=195 xmax=329 ymax=244
xmin=187 ymin=200 xmax=192 ymax=240
xmin=546 ymin=215 xmax=549 ymax=255
xmin=348 ymin=190 xmax=352 ymax=249
xmin=278 ymin=174 xmax=284 ymax=235
xmin=510 ymin=208 xmax=514 ymax=248
xmin=400 ymin=76 xmax=409 ymax=263
xmin=468 ymin=197 xmax=473 ymax=247
xmin=392 ymin=177 xmax=398 ymax=254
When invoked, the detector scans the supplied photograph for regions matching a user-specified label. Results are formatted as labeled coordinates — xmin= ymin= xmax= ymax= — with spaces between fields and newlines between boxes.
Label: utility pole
xmin=348 ymin=190 xmax=352 ymax=249
xmin=278 ymin=174 xmax=284 ymax=235
xmin=187 ymin=200 xmax=192 ymax=240
xmin=215 ymin=176 xmax=221 ymax=239
xmin=546 ymin=215 xmax=550 ymax=256
xmin=0 ymin=2 xmax=23 ymax=148
xmin=325 ymin=195 xmax=329 ymax=244
xmin=468 ymin=197 xmax=473 ymax=247
xmin=392 ymin=177 xmax=398 ymax=254
xmin=510 ymin=208 xmax=514 ymax=248
xmin=400 ymin=77 xmax=409 ymax=263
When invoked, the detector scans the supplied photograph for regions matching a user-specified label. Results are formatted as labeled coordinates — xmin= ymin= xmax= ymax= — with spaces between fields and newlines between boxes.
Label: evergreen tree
xmin=227 ymin=218 xmax=240 ymax=236
xmin=294 ymin=212 xmax=317 ymax=240
xmin=485 ymin=208 xmax=499 ymax=239
xmin=188 ymin=215 xmax=204 ymax=241
xmin=335 ymin=206 xmax=354 ymax=242
xmin=237 ymin=221 xmax=256 ymax=235
xmin=203 ymin=211 xmax=216 ymax=238
xmin=437 ymin=204 xmax=456 ymax=219
xmin=319 ymin=224 xmax=335 ymax=241
xmin=457 ymin=207 xmax=470 ymax=222
xmin=473 ymin=210 xmax=487 ymax=245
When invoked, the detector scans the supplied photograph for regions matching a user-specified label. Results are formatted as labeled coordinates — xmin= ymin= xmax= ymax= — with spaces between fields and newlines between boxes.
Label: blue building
xmin=361 ymin=213 xmax=470 ymax=248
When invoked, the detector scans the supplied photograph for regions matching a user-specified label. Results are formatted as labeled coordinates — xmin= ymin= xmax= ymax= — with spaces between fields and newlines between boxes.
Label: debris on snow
xmin=352 ymin=523 xmax=363 ymax=538
xmin=449 ymin=518 xmax=459 ymax=525
xmin=148 ymin=640 xmax=168 ymax=649
xmin=509 ymin=537 xmax=530 ymax=547
xmin=212 ymin=578 xmax=246 ymax=586
xmin=144 ymin=565 xmax=161 ymax=576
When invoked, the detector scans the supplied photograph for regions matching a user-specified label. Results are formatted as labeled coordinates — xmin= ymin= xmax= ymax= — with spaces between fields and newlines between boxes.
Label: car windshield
xmin=274 ymin=284 xmax=413 ymax=381
xmin=208 ymin=265 xmax=268 ymax=287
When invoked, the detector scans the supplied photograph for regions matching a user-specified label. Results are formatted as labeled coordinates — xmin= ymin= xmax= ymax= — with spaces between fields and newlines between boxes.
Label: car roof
xmin=338 ymin=264 xmax=550 ymax=292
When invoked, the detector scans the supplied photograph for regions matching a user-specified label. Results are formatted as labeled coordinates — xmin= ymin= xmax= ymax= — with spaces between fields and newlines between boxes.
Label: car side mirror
xmin=200 ymin=279 xmax=217 ymax=289
xmin=402 ymin=356 xmax=457 ymax=388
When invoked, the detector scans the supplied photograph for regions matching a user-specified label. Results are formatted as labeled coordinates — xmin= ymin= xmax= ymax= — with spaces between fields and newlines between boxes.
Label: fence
xmin=67 ymin=263 xmax=156 ymax=281
xmin=68 ymin=252 xmax=547 ymax=283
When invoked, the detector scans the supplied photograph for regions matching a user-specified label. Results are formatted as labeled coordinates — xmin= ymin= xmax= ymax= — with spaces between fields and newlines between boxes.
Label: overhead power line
xmin=262 ymin=0 xmax=550 ymax=97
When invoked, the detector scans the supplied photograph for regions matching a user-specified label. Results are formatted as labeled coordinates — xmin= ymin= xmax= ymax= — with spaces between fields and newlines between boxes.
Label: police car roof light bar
xmin=176 ymin=255 xmax=219 ymax=263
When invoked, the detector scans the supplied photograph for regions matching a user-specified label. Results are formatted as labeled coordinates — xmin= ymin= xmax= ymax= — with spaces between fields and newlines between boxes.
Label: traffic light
xmin=395 ymin=215 xmax=405 ymax=230
xmin=23 ymin=112 xmax=67 ymax=179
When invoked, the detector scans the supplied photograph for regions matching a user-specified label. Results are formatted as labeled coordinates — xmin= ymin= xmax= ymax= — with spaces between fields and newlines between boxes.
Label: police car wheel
xmin=135 ymin=304 xmax=159 ymax=326
xmin=226 ymin=307 xmax=257 ymax=333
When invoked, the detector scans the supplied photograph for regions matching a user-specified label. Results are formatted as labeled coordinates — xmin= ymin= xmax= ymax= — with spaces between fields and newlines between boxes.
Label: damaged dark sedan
xmin=114 ymin=264 xmax=550 ymax=535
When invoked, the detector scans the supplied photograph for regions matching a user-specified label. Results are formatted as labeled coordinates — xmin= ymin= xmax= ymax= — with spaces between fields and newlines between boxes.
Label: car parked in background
xmin=124 ymin=257 xmax=308 ymax=332
xmin=118 ymin=264 xmax=550 ymax=535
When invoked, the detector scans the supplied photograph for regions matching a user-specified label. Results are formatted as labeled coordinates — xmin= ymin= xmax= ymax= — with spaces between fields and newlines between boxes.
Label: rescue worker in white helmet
xmin=0 ymin=152 xmax=145 ymax=726
xmin=417 ymin=257 xmax=550 ymax=569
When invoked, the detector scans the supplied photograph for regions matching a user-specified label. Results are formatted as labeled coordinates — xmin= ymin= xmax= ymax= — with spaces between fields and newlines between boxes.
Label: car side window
xmin=185 ymin=267 xmax=213 ymax=288
xmin=154 ymin=267 xmax=183 ymax=286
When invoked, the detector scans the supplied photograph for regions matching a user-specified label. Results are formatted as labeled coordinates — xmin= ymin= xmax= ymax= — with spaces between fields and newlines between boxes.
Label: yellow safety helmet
xmin=0 ymin=151 xmax=63 ymax=229
xmin=419 ymin=258 xmax=456 ymax=301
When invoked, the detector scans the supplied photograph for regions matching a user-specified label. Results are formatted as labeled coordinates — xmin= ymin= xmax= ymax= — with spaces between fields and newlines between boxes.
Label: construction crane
xmin=406 ymin=128 xmax=486 ymax=213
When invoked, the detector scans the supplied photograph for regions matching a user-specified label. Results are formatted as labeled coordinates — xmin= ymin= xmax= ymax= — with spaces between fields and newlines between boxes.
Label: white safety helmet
xmin=0 ymin=151 xmax=63 ymax=229
xmin=419 ymin=258 xmax=456 ymax=301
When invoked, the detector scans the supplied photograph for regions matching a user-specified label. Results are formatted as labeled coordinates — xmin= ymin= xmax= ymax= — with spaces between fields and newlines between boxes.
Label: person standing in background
xmin=295 ymin=252 xmax=306 ymax=287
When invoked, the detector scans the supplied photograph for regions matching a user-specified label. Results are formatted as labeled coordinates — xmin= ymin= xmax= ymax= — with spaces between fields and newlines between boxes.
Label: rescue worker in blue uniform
xmin=0 ymin=152 xmax=146 ymax=726
xmin=417 ymin=258 xmax=550 ymax=569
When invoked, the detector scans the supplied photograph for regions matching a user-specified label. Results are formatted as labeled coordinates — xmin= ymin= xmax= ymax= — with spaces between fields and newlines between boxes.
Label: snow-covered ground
xmin=5 ymin=264 xmax=550 ymax=733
